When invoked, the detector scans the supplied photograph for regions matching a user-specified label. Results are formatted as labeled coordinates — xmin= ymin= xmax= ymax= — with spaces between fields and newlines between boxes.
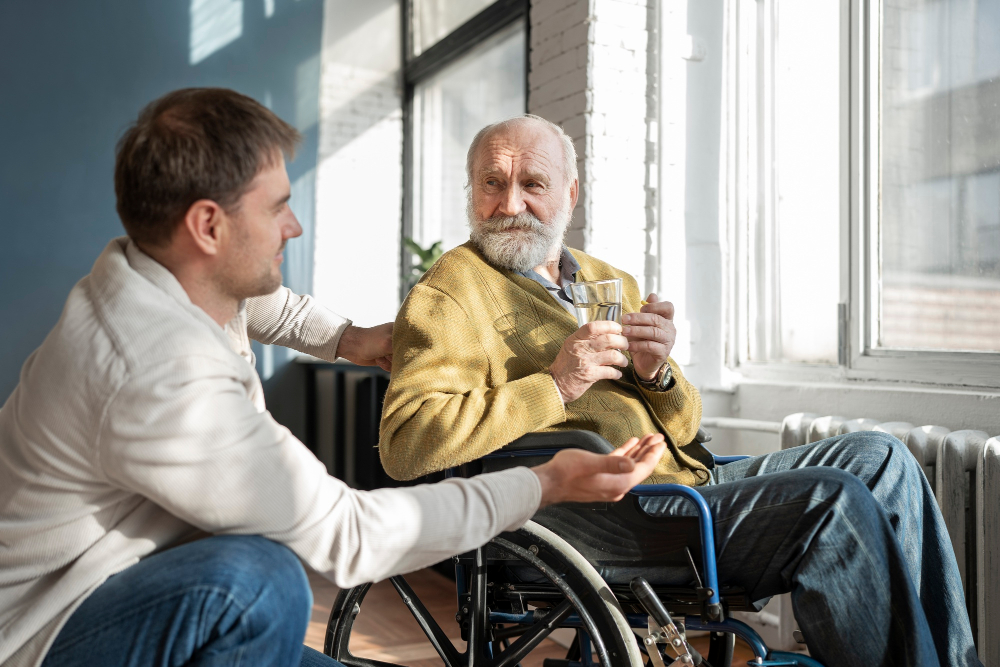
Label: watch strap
xmin=637 ymin=361 xmax=673 ymax=392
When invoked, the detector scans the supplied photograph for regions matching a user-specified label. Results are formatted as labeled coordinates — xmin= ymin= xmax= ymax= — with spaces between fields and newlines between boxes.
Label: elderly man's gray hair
xmin=465 ymin=114 xmax=579 ymax=186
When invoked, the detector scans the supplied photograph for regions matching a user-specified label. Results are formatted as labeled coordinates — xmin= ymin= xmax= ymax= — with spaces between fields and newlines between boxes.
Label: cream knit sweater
xmin=0 ymin=238 xmax=541 ymax=666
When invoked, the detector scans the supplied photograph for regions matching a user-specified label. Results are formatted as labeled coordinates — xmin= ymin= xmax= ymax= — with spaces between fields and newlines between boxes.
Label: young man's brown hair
xmin=114 ymin=88 xmax=300 ymax=247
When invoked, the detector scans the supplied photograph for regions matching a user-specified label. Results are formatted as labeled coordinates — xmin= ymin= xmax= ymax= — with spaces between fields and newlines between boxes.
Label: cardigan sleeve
xmin=379 ymin=284 xmax=566 ymax=481
xmin=97 ymin=355 xmax=542 ymax=588
xmin=245 ymin=287 xmax=351 ymax=362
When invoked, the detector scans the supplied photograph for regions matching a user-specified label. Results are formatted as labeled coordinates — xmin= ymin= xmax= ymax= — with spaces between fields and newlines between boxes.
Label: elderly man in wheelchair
xmin=324 ymin=116 xmax=979 ymax=667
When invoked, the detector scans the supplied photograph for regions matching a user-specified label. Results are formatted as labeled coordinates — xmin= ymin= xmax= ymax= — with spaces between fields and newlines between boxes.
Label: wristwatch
xmin=637 ymin=361 xmax=674 ymax=392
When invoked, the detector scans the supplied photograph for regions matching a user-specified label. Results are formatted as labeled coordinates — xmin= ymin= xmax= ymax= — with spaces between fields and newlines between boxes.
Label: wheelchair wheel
xmin=324 ymin=520 xmax=642 ymax=667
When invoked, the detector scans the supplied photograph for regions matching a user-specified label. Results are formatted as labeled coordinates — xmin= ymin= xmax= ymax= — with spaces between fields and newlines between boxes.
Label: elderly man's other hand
xmin=549 ymin=321 xmax=629 ymax=403
xmin=337 ymin=322 xmax=394 ymax=372
xmin=622 ymin=294 xmax=676 ymax=381
xmin=532 ymin=434 xmax=666 ymax=506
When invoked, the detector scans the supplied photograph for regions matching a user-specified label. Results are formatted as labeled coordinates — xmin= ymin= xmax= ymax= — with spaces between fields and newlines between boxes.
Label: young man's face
xmin=217 ymin=154 xmax=301 ymax=300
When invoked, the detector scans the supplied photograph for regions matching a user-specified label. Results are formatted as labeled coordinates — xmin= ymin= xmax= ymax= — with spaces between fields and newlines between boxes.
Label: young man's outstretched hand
xmin=532 ymin=434 xmax=666 ymax=507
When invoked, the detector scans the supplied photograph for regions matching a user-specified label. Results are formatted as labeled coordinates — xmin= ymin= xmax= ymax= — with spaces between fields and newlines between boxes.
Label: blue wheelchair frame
xmin=465 ymin=447 xmax=825 ymax=667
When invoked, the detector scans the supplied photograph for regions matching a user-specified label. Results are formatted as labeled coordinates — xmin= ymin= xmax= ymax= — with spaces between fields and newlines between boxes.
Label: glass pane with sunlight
xmin=410 ymin=19 xmax=525 ymax=253
xmin=411 ymin=0 xmax=496 ymax=57
xmin=748 ymin=0 xmax=841 ymax=364
xmin=880 ymin=0 xmax=1000 ymax=352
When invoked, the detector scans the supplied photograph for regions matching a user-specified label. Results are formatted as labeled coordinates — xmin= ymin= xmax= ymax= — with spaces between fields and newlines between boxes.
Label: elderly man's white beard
xmin=468 ymin=199 xmax=571 ymax=273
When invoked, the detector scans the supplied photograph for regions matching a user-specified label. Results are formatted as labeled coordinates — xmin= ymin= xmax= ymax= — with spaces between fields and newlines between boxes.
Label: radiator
xmin=702 ymin=414 xmax=1000 ymax=665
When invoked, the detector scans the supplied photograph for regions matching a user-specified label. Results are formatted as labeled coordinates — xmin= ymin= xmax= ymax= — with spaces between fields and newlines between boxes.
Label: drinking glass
xmin=568 ymin=278 xmax=623 ymax=327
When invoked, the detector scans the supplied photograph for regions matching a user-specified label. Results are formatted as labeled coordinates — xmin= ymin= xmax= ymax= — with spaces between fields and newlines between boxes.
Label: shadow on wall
xmin=0 ymin=0 xmax=323 ymax=435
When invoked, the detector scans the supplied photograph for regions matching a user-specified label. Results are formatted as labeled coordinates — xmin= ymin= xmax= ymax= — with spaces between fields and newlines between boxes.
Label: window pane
xmin=411 ymin=0 xmax=495 ymax=57
xmin=747 ymin=0 xmax=841 ymax=364
xmin=880 ymin=0 xmax=1000 ymax=352
xmin=411 ymin=19 xmax=525 ymax=253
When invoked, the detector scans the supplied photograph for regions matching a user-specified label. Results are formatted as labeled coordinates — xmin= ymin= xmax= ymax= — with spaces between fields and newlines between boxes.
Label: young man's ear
xmin=182 ymin=199 xmax=226 ymax=256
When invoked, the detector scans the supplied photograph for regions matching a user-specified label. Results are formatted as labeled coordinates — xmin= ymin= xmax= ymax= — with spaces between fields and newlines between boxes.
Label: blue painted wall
xmin=0 ymin=0 xmax=322 ymax=435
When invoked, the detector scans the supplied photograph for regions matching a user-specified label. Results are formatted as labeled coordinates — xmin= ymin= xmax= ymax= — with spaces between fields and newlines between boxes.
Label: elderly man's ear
xmin=568 ymin=178 xmax=579 ymax=210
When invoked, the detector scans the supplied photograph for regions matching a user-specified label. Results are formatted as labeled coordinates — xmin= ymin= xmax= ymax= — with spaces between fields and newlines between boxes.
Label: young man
xmin=0 ymin=89 xmax=666 ymax=667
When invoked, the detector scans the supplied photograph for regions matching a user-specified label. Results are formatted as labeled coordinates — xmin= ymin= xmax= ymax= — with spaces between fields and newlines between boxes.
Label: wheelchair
xmin=323 ymin=430 xmax=824 ymax=667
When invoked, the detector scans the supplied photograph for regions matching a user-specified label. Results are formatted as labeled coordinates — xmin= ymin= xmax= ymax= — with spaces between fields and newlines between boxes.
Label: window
xmin=731 ymin=0 xmax=843 ymax=367
xmin=411 ymin=21 xmax=526 ymax=252
xmin=725 ymin=0 xmax=1000 ymax=386
xmin=401 ymin=0 xmax=528 ymax=296
xmin=410 ymin=0 xmax=496 ymax=56
xmin=877 ymin=0 xmax=1000 ymax=353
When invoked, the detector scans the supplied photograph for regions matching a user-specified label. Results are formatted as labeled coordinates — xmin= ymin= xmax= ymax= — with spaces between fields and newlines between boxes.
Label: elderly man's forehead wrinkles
xmin=477 ymin=142 xmax=560 ymax=179
xmin=478 ymin=163 xmax=552 ymax=185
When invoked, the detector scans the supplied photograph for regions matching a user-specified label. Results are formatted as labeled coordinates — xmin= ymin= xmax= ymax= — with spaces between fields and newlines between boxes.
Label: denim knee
xmin=858 ymin=430 xmax=923 ymax=477
xmin=805 ymin=465 xmax=881 ymax=513
xmin=200 ymin=535 xmax=312 ymax=630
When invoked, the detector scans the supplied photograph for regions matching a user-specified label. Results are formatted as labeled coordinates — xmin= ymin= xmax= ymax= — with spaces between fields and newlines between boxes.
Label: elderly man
xmin=379 ymin=115 xmax=980 ymax=667
xmin=0 ymin=92 xmax=670 ymax=667
xmin=381 ymin=120 xmax=707 ymax=485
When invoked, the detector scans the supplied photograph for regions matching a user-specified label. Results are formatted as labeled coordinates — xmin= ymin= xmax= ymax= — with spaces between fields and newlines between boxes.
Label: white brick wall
xmin=529 ymin=0 xmax=659 ymax=292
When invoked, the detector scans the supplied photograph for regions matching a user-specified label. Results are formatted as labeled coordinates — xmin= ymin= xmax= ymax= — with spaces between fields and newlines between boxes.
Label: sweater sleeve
xmin=245 ymin=287 xmax=351 ymax=362
xmin=379 ymin=284 xmax=566 ymax=481
xmin=97 ymin=356 xmax=541 ymax=588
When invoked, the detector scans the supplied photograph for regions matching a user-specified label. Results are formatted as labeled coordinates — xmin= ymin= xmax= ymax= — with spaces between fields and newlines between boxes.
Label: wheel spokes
xmin=389 ymin=575 xmax=464 ymax=667
xmin=467 ymin=546 xmax=490 ymax=665
xmin=492 ymin=537 xmax=613 ymax=667
xmin=489 ymin=599 xmax=573 ymax=667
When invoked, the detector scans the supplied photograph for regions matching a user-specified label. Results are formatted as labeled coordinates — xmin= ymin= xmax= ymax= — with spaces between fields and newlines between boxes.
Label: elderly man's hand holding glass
xmin=549 ymin=286 xmax=677 ymax=402
xmin=622 ymin=293 xmax=677 ymax=382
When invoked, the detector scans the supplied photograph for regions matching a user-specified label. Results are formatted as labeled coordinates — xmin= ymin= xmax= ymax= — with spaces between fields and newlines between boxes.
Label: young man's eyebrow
xmin=275 ymin=192 xmax=292 ymax=206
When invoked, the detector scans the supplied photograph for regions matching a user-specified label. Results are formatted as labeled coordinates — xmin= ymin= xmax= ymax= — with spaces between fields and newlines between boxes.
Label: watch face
xmin=658 ymin=363 xmax=673 ymax=389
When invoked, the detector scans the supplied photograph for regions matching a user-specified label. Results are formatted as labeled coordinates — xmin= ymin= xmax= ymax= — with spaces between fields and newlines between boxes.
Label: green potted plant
xmin=403 ymin=238 xmax=443 ymax=293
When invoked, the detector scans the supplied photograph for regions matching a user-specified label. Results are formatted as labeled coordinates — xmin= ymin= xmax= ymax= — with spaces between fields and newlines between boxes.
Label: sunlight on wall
xmin=288 ymin=167 xmax=316 ymax=296
xmin=189 ymin=0 xmax=243 ymax=65
xmin=296 ymin=54 xmax=321 ymax=131
xmin=264 ymin=0 xmax=275 ymax=18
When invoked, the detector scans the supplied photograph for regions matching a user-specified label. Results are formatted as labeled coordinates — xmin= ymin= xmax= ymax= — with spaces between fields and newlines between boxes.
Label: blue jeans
xmin=641 ymin=431 xmax=980 ymax=667
xmin=41 ymin=535 xmax=343 ymax=667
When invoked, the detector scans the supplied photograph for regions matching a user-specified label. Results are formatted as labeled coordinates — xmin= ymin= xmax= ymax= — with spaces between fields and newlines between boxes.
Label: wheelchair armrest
xmin=631 ymin=483 xmax=722 ymax=615
xmin=713 ymin=454 xmax=750 ymax=465
xmin=499 ymin=430 xmax=615 ymax=455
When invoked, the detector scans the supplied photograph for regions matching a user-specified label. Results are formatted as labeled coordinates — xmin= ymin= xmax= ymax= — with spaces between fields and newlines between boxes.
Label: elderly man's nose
xmin=498 ymin=185 xmax=527 ymax=216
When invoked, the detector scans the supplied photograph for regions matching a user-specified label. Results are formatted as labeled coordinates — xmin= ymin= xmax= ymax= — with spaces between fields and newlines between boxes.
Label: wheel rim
xmin=324 ymin=521 xmax=641 ymax=667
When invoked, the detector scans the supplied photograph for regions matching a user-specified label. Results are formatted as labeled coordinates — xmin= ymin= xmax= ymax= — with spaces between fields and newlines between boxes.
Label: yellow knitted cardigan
xmin=379 ymin=242 xmax=709 ymax=486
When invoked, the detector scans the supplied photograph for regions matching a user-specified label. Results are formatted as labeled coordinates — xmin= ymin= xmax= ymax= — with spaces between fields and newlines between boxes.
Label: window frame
xmin=398 ymin=0 xmax=529 ymax=302
xmin=848 ymin=0 xmax=1000 ymax=389
xmin=725 ymin=0 xmax=1000 ymax=391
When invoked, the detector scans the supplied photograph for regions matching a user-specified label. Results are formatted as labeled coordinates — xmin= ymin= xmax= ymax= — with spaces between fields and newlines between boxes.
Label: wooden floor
xmin=305 ymin=567 xmax=756 ymax=666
